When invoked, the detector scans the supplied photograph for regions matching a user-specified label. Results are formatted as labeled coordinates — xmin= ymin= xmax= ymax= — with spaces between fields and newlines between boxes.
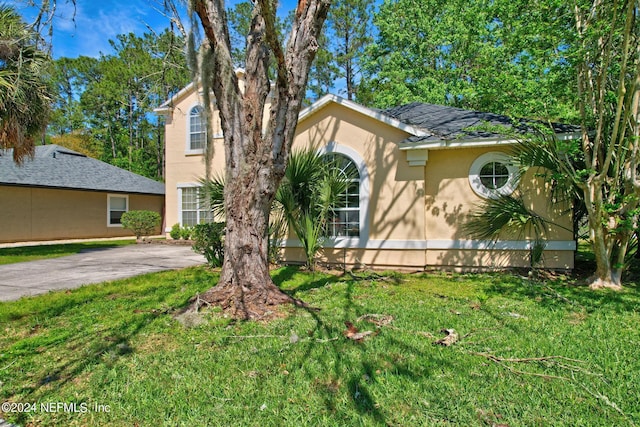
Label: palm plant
xmin=275 ymin=148 xmax=353 ymax=270
xmin=200 ymin=148 xmax=353 ymax=270
xmin=0 ymin=6 xmax=52 ymax=163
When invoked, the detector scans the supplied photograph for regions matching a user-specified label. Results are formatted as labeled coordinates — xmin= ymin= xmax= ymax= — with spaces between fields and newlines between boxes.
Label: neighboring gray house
xmin=0 ymin=145 xmax=165 ymax=243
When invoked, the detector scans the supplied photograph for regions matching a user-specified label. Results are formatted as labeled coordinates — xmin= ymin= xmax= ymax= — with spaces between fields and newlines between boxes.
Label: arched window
xmin=189 ymin=106 xmax=206 ymax=150
xmin=323 ymin=153 xmax=360 ymax=237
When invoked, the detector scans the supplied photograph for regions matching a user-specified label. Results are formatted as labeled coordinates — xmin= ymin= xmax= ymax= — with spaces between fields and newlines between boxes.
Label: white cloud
xmin=50 ymin=0 xmax=173 ymax=58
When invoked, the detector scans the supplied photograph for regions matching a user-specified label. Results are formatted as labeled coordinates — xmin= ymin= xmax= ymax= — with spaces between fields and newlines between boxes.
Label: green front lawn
xmin=1 ymin=267 xmax=639 ymax=426
xmin=0 ymin=240 xmax=136 ymax=265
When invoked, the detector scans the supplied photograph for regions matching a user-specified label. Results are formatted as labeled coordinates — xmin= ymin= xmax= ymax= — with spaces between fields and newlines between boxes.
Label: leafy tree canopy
xmin=360 ymin=0 xmax=578 ymax=122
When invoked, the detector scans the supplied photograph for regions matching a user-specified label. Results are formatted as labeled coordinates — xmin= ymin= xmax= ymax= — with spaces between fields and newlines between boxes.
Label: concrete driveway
xmin=0 ymin=244 xmax=206 ymax=302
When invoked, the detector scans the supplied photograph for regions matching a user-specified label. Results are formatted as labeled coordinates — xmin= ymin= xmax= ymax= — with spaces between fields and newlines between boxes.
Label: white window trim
xmin=186 ymin=104 xmax=206 ymax=155
xmin=469 ymin=151 xmax=519 ymax=199
xmin=318 ymin=142 xmax=370 ymax=245
xmin=107 ymin=194 xmax=129 ymax=227
xmin=177 ymin=183 xmax=213 ymax=227
xmin=185 ymin=103 xmax=224 ymax=156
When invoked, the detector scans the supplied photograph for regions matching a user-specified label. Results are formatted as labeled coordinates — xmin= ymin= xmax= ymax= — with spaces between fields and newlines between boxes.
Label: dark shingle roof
xmin=0 ymin=145 xmax=165 ymax=195
xmin=383 ymin=102 xmax=579 ymax=144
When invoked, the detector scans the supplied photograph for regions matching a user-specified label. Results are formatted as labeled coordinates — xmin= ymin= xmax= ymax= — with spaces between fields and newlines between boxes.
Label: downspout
xmin=423 ymin=162 xmax=428 ymax=271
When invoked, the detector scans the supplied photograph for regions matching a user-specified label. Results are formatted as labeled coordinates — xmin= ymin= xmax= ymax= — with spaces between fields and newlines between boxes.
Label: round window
xmin=469 ymin=152 xmax=518 ymax=198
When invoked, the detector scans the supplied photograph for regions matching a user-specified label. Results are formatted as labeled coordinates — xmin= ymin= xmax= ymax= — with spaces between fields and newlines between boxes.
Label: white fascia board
xmin=298 ymin=94 xmax=429 ymax=137
xmin=154 ymin=82 xmax=196 ymax=114
xmin=399 ymin=132 xmax=582 ymax=152
xmin=399 ymin=137 xmax=518 ymax=151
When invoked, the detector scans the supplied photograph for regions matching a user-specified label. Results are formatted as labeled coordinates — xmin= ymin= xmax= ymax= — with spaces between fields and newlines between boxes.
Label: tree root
xmin=183 ymin=280 xmax=315 ymax=320
xmin=588 ymin=277 xmax=623 ymax=291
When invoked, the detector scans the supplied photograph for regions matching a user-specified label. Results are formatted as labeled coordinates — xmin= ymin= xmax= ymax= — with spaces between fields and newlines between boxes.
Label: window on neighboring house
xmin=324 ymin=153 xmax=360 ymax=237
xmin=469 ymin=152 xmax=519 ymax=199
xmin=189 ymin=105 xmax=206 ymax=151
xmin=108 ymin=195 xmax=128 ymax=226
xmin=180 ymin=186 xmax=212 ymax=226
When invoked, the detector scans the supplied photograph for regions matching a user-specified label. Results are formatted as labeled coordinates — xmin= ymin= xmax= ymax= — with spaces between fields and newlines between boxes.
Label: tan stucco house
xmin=0 ymin=145 xmax=165 ymax=243
xmin=156 ymin=73 xmax=576 ymax=270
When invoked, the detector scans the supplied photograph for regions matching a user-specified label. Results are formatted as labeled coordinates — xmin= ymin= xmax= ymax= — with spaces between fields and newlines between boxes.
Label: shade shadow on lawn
xmin=2 ymin=267 xmax=639 ymax=426
xmin=0 ymin=268 xmax=215 ymax=425
xmin=276 ymin=282 xmax=447 ymax=425
xmin=483 ymin=272 xmax=640 ymax=314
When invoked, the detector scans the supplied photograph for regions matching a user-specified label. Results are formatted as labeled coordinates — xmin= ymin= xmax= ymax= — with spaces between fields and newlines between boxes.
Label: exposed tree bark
xmin=188 ymin=0 xmax=330 ymax=319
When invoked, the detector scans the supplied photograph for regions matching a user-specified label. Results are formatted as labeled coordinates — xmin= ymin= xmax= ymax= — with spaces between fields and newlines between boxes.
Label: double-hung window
xmin=180 ymin=187 xmax=212 ymax=226
xmin=108 ymin=194 xmax=128 ymax=226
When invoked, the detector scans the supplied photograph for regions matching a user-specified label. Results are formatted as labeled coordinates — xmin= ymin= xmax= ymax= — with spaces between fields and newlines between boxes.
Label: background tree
xmin=178 ymin=0 xmax=331 ymax=319
xmin=305 ymin=29 xmax=338 ymax=101
xmin=227 ymin=1 xmax=256 ymax=68
xmin=359 ymin=0 xmax=577 ymax=122
xmin=48 ymin=56 xmax=97 ymax=135
xmin=305 ymin=0 xmax=374 ymax=102
xmin=325 ymin=0 xmax=374 ymax=101
xmin=47 ymin=30 xmax=190 ymax=179
xmin=0 ymin=5 xmax=52 ymax=163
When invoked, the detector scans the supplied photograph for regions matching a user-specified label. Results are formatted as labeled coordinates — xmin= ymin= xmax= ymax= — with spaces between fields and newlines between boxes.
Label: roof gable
xmin=0 ymin=145 xmax=165 ymax=195
xmin=298 ymin=94 xmax=430 ymax=138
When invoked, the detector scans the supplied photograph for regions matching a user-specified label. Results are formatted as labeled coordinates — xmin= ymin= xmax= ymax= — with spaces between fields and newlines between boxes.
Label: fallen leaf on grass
xmin=433 ymin=328 xmax=459 ymax=346
xmin=343 ymin=321 xmax=378 ymax=342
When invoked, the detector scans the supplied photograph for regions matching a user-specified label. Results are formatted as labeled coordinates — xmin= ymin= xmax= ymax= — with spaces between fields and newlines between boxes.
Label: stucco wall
xmin=294 ymin=102 xmax=425 ymax=242
xmin=0 ymin=186 xmax=164 ymax=243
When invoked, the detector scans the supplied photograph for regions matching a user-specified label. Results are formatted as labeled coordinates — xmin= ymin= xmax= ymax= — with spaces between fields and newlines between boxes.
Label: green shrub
xmin=180 ymin=226 xmax=193 ymax=240
xmin=192 ymin=222 xmax=225 ymax=267
xmin=120 ymin=210 xmax=161 ymax=241
xmin=170 ymin=223 xmax=182 ymax=240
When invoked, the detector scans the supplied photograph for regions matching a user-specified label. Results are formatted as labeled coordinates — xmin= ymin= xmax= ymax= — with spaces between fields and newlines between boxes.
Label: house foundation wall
xmin=280 ymin=246 xmax=573 ymax=271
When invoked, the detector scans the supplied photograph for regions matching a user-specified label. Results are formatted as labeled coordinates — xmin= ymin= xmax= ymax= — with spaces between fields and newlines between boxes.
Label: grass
xmin=1 ymin=266 xmax=639 ymax=426
xmin=0 ymin=240 xmax=136 ymax=265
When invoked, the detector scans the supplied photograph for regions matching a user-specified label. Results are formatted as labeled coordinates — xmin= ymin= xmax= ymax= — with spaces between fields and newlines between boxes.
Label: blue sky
xmin=9 ymin=0 xmax=178 ymax=58
xmin=9 ymin=0 xmax=297 ymax=59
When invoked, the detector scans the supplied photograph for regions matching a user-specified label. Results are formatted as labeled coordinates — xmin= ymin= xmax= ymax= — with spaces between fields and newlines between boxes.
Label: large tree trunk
xmin=197 ymin=161 xmax=295 ymax=319
xmin=187 ymin=0 xmax=330 ymax=319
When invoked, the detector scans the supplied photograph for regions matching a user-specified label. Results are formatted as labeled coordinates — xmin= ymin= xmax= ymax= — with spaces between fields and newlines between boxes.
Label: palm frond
xmin=0 ymin=5 xmax=52 ymax=163
xmin=199 ymin=174 xmax=225 ymax=219
xmin=464 ymin=194 xmax=548 ymax=241
xmin=509 ymin=135 xmax=582 ymax=208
